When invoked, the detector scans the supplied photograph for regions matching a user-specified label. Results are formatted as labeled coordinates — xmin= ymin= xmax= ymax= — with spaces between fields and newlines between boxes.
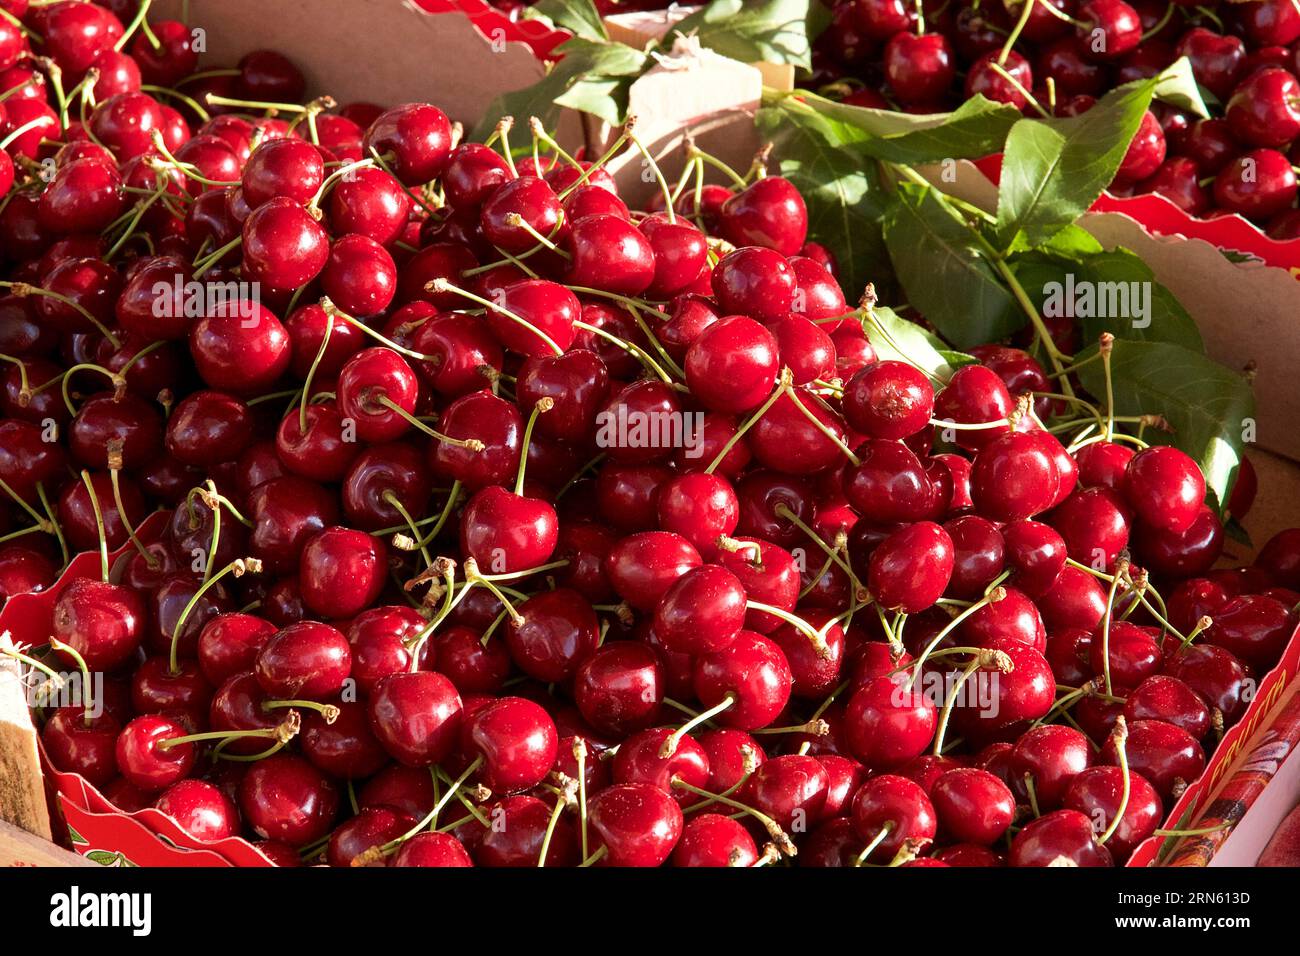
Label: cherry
xmin=327 ymin=805 xmax=413 ymax=867
xmin=1204 ymin=593 xmax=1295 ymax=671
xmin=639 ymin=213 xmax=708 ymax=298
xmin=1133 ymin=504 xmax=1223 ymax=578
xmin=463 ymin=695 xmax=558 ymax=793
xmin=843 ymin=360 xmax=934 ymax=439
xmin=328 ymin=167 xmax=411 ymax=246
xmin=164 ymin=390 xmax=253 ymax=467
xmin=655 ymin=473 xmax=739 ymax=558
xmin=844 ymin=438 xmax=936 ymax=522
xmin=1050 ymin=486 xmax=1132 ymax=570
xmin=254 ymin=620 xmax=352 ymax=701
xmin=716 ymin=537 xmax=801 ymax=634
xmin=42 ymin=707 xmax=120 ymax=787
xmin=692 ymin=630 xmax=793 ymax=730
xmin=1103 ymin=718 xmax=1205 ymax=800
xmin=611 ymin=726 xmax=709 ymax=802
xmin=564 ymin=214 xmax=655 ymax=295
xmin=1235 ymin=0 xmax=1300 ymax=46
xmin=238 ymin=753 xmax=339 ymax=847
xmin=154 ymin=779 xmax=239 ymax=843
xmin=460 ymin=485 xmax=559 ymax=575
xmin=1114 ymin=109 xmax=1167 ymax=184
xmin=1011 ymin=724 xmax=1092 ymax=809
xmin=963 ymin=586 xmax=1047 ymax=651
xmin=747 ymin=753 xmax=830 ymax=833
xmin=1213 ymin=148 xmax=1298 ymax=220
xmin=653 ymin=564 xmax=748 ymax=655
xmin=966 ymin=50 xmax=1034 ymax=109
xmin=363 ymin=102 xmax=452 ymax=185
xmin=0 ymin=546 xmax=57 ymax=607
xmin=1257 ymin=527 xmax=1300 ymax=589
xmin=410 ymin=310 xmax=504 ymax=400
xmin=1165 ymin=644 xmax=1252 ymax=726
xmin=391 ymin=831 xmax=474 ymax=868
xmin=480 ymin=175 xmax=563 ymax=254
xmin=719 ymin=177 xmax=808 ymax=257
xmin=868 ymin=521 xmax=954 ymax=613
xmin=368 ymin=671 xmax=462 ymax=767
xmin=249 ymin=476 xmax=340 ymax=575
xmin=298 ymin=527 xmax=387 ymax=619
xmin=241 ymin=196 xmax=330 ymax=291
xmin=36 ymin=257 xmax=122 ymax=334
xmin=190 ymin=298 xmax=290 ymax=394
xmin=844 ymin=674 xmax=937 ymax=767
xmin=464 ymin=793 xmax=577 ymax=867
xmin=772 ymin=608 xmax=846 ymax=698
xmin=321 ymin=234 xmax=397 ymax=317
xmin=851 ymin=774 xmax=937 ymax=862
xmin=1090 ymin=620 xmax=1162 ymax=688
xmin=1124 ymin=674 xmax=1209 ymax=739
xmin=684 ymin=315 xmax=780 ymax=414
xmin=1076 ymin=0 xmax=1142 ymax=61
xmin=885 ymin=31 xmax=956 ymax=106
xmin=197 ymin=612 xmax=278 ymax=687
xmin=115 ymin=714 xmax=196 ymax=791
xmin=42 ymin=0 xmax=123 ymax=74
xmin=1064 ymin=764 xmax=1161 ymax=859
xmin=945 ymin=515 xmax=1006 ymax=598
xmin=38 ymin=158 xmax=125 ymax=235
xmin=573 ymin=641 xmax=663 ymax=737
xmin=673 ymin=813 xmax=759 ymax=867
xmin=1009 ymin=809 xmax=1113 ymax=866
xmin=712 ymin=246 xmax=796 ymax=322
xmin=605 ymin=531 xmax=702 ymax=612
xmin=1227 ymin=67 xmax=1300 ymax=147
xmin=501 ymin=587 xmax=596 ymax=683
xmin=931 ymin=768 xmax=1015 ymax=845
xmin=52 ymin=577 xmax=146 ymax=673
xmin=951 ymin=639 xmax=1056 ymax=741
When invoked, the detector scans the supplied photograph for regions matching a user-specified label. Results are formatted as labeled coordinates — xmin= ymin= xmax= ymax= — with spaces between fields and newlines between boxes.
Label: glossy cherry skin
xmin=1214 ymin=148 xmax=1298 ymax=220
xmin=464 ymin=696 xmax=558 ymax=794
xmin=298 ymin=527 xmax=387 ymax=619
xmin=851 ymin=774 xmax=937 ymax=862
xmin=240 ymin=196 xmax=330 ymax=291
xmin=115 ymin=715 xmax=196 ymax=792
xmin=1010 ymin=809 xmax=1113 ymax=866
xmin=844 ymin=439 xmax=936 ymax=523
xmin=515 ymin=349 xmax=607 ymax=443
xmin=254 ymin=621 xmax=352 ymax=701
xmin=588 ymin=782 xmax=684 ymax=867
xmin=884 ymin=31 xmax=956 ymax=105
xmin=391 ymin=831 xmax=474 ymax=868
xmin=1103 ymin=719 xmax=1205 ymax=801
xmin=652 ymin=565 xmax=748 ymax=656
xmin=712 ymin=247 xmax=796 ymax=322
xmin=684 ymin=315 xmax=780 ymax=414
xmin=198 ymin=613 xmax=278 ymax=687
xmin=1226 ymin=67 xmax=1300 ymax=148
xmin=249 ymin=476 xmax=340 ymax=575
xmin=573 ymin=641 xmax=663 ymax=737
xmin=1204 ymin=594 xmax=1296 ymax=672
xmin=154 ymin=779 xmax=239 ymax=843
xmin=748 ymin=753 xmax=830 ymax=833
xmin=970 ymin=431 xmax=1060 ymax=521
xmin=693 ymin=630 xmax=793 ymax=731
xmin=931 ymin=768 xmax=1016 ymax=845
xmin=368 ymin=671 xmax=462 ymax=767
xmin=1010 ymin=724 xmax=1092 ymax=809
xmin=717 ymin=537 xmax=801 ymax=634
xmin=717 ymin=177 xmax=807 ymax=257
xmin=504 ymin=587 xmax=598 ymax=683
xmin=868 ymin=521 xmax=954 ymax=613
xmin=1050 ymin=486 xmax=1132 ymax=571
xmin=604 ymin=531 xmax=703 ymax=612
xmin=673 ymin=813 xmax=759 ymax=867
xmin=962 ymin=586 xmax=1047 ymax=652
xmin=189 ymin=299 xmax=291 ymax=395
xmin=460 ymin=486 xmax=559 ymax=576
xmin=844 ymin=674 xmax=937 ymax=768
xmin=1064 ymin=765 xmax=1162 ymax=860
xmin=966 ymin=49 xmax=1034 ymax=109
xmin=843 ymin=360 xmax=934 ymax=439
xmin=342 ymin=442 xmax=433 ymax=531
xmin=165 ymin=390 xmax=254 ymax=467
xmin=952 ymin=639 xmax=1056 ymax=743
xmin=1125 ymin=675 xmax=1210 ymax=739
xmin=772 ymin=609 xmax=846 ymax=699
xmin=362 ymin=102 xmax=452 ymax=185
xmin=1257 ymin=527 xmax=1300 ymax=589
xmin=321 ymin=234 xmax=397 ymax=317
xmin=52 ymin=578 xmax=146 ymax=673
xmin=1001 ymin=520 xmax=1066 ymax=597
xmin=611 ymin=727 xmax=710 ymax=805
xmin=328 ymin=167 xmax=411 ymax=246
xmin=1122 ymin=446 xmax=1205 ymax=534
xmin=42 ymin=707 xmax=121 ymax=788
xmin=238 ymin=753 xmax=339 ymax=847
xmin=430 ymin=389 xmax=523 ymax=489
xmin=241 ymin=137 xmax=323 ymax=208
xmin=656 ymin=472 xmax=740 ymax=558
xmin=944 ymin=515 xmax=1007 ymax=599
xmin=932 ymin=364 xmax=1015 ymax=452
xmin=1133 ymin=504 xmax=1223 ymax=578
xmin=327 ymin=805 xmax=414 ymax=867
xmin=463 ymin=794 xmax=578 ymax=867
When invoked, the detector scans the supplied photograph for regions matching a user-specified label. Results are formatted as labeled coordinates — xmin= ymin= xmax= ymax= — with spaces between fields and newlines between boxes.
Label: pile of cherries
xmin=3 ymin=0 xmax=1299 ymax=869
xmin=813 ymin=0 xmax=1300 ymax=232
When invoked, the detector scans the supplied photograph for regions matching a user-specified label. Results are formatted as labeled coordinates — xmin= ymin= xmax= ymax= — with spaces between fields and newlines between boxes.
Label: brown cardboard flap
xmin=0 ymin=658 xmax=51 ymax=841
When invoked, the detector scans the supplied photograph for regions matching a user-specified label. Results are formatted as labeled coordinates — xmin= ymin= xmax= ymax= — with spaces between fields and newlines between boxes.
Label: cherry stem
xmin=528 ymin=116 xmax=580 ymax=171
xmin=318 ymin=298 xmax=434 ymax=362
xmin=169 ymin=557 xmax=261 ymax=675
xmin=36 ymin=483 xmax=68 ymax=567
xmin=299 ymin=313 xmax=334 ymax=433
xmin=705 ymin=371 xmax=792 ymax=474
xmin=932 ymin=657 xmax=982 ymax=756
xmin=627 ymin=128 xmax=675 ymax=225
xmin=853 ymin=824 xmax=894 ymax=866
xmin=0 ymin=116 xmax=48 ymax=152
xmin=780 ymin=383 xmax=861 ymax=466
xmin=384 ymin=490 xmax=433 ymax=567
xmin=158 ymin=720 xmax=295 ymax=751
xmin=1176 ymin=615 xmax=1213 ymax=653
xmin=988 ymin=62 xmax=1051 ymax=119
xmin=149 ymin=131 xmax=238 ymax=187
xmin=556 ymin=127 xmax=631 ymax=201
xmin=76 ymin=470 xmax=111 ymax=584
xmin=370 ymin=756 xmax=485 ymax=863
xmin=429 ymin=279 xmax=564 ymax=356
xmin=1097 ymin=716 xmax=1130 ymax=846
xmin=0 ymin=477 xmax=54 ymax=534
xmin=1098 ymin=332 xmax=1116 ymax=441
xmin=999 ymin=0 xmax=1037 ymax=65
xmin=115 ymin=0 xmax=159 ymax=51
xmin=578 ymin=845 xmax=608 ymax=867
xmin=685 ymin=144 xmax=746 ymax=189
xmin=570 ymin=319 xmax=678 ymax=387
xmin=748 ymin=601 xmax=833 ymax=659
xmin=0 ymin=283 xmax=120 ymax=348
xmin=574 ymin=738 xmax=590 ymax=859
xmin=1140 ymin=3 xmax=1175 ymax=40
xmin=1023 ymin=772 xmax=1042 ymax=818
xmin=684 ymin=749 xmax=760 ymax=811
xmin=660 ymin=693 xmax=736 ymax=757
xmin=262 ymin=699 xmax=340 ymax=722
xmin=909 ymin=587 xmax=1008 ymax=689
xmin=192 ymin=236 xmax=242 ymax=278
xmin=495 ymin=117 xmax=518 ymax=177
xmin=462 ymin=557 xmax=524 ymax=625
xmin=1098 ymin=553 xmax=1130 ymax=697
xmin=46 ymin=637 xmax=94 ymax=723
xmin=515 ymin=397 xmax=552 ymax=495
xmin=502 ymin=212 xmax=571 ymax=259
xmin=671 ymin=779 xmax=796 ymax=856
xmin=372 ymin=393 xmax=484 ymax=450
xmin=306 ymin=158 xmax=376 ymax=214
xmin=105 ymin=445 xmax=155 ymax=568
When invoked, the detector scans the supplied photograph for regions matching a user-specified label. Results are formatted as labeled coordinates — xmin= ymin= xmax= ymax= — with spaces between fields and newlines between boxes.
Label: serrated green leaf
xmin=775 ymin=91 xmax=1021 ymax=164
xmin=1011 ymin=249 xmax=1203 ymax=352
xmin=864 ymin=307 xmax=968 ymax=381
xmin=523 ymin=0 xmax=608 ymax=41
xmin=470 ymin=38 xmax=647 ymax=141
xmin=996 ymin=76 xmax=1161 ymax=249
xmin=666 ymin=0 xmax=818 ymax=69
xmin=84 ymin=849 xmax=120 ymax=866
xmin=756 ymin=104 xmax=894 ymax=301
xmin=1040 ymin=223 xmax=1105 ymax=258
xmin=1075 ymin=339 xmax=1253 ymax=513
xmin=883 ymin=183 xmax=1020 ymax=348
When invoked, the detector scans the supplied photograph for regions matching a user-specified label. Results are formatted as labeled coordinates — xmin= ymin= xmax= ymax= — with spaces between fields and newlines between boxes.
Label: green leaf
xmin=85 ymin=849 xmax=120 ymax=866
xmin=882 ymin=183 xmax=1020 ymax=348
xmin=522 ymin=0 xmax=608 ymax=41
xmin=1153 ymin=56 xmax=1210 ymax=120
xmin=1010 ymin=249 xmax=1204 ymax=352
xmin=864 ymin=307 xmax=971 ymax=381
xmin=756 ymin=104 xmax=894 ymax=301
xmin=995 ymin=76 xmax=1161 ymax=249
xmin=470 ymin=38 xmax=647 ymax=141
xmin=1075 ymin=339 xmax=1254 ymax=513
xmin=666 ymin=0 xmax=818 ymax=69
xmin=769 ymin=91 xmax=1020 ymax=163
xmin=1040 ymin=223 xmax=1104 ymax=258
xmin=66 ymin=824 xmax=87 ymax=846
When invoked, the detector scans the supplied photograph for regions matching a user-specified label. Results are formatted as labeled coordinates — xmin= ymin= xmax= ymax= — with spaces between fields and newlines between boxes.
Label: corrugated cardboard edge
xmin=0 ymin=657 xmax=52 ymax=842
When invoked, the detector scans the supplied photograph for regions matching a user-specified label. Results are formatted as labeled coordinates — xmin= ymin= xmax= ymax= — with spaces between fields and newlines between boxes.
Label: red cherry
xmin=238 ymin=753 xmax=339 ymax=847
xmin=851 ymin=773 xmax=937 ymax=862
xmin=368 ymin=671 xmax=463 ymax=767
